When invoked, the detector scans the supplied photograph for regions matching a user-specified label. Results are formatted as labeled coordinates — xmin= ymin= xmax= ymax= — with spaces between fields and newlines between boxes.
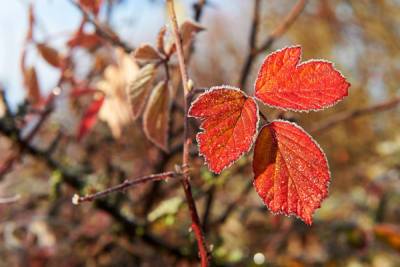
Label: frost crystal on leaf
xmin=189 ymin=86 xmax=259 ymax=174
xmin=253 ymin=120 xmax=330 ymax=224
xmin=255 ymin=46 xmax=350 ymax=112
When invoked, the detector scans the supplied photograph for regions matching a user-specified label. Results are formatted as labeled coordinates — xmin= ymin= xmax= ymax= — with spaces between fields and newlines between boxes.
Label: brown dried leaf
xmin=166 ymin=20 xmax=204 ymax=55
xmin=180 ymin=20 xmax=205 ymax=47
xmin=143 ymin=81 xmax=171 ymax=151
xmin=133 ymin=44 xmax=163 ymax=62
xmin=126 ymin=64 xmax=156 ymax=120
xmin=37 ymin=43 xmax=61 ymax=68
xmin=24 ymin=66 xmax=41 ymax=104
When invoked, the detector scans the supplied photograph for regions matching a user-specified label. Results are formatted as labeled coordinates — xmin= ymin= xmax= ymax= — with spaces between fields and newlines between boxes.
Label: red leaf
xmin=189 ymin=86 xmax=259 ymax=174
xmin=77 ymin=94 xmax=105 ymax=141
xmin=37 ymin=43 xmax=62 ymax=68
xmin=253 ymin=120 xmax=329 ymax=224
xmin=255 ymin=46 xmax=350 ymax=111
xmin=70 ymin=87 xmax=98 ymax=98
xmin=68 ymin=32 xmax=102 ymax=49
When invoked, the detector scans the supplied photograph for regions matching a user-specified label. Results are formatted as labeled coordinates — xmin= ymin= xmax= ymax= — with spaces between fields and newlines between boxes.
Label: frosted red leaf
xmin=189 ymin=86 xmax=259 ymax=174
xmin=253 ymin=120 xmax=330 ymax=224
xmin=77 ymin=94 xmax=105 ymax=141
xmin=255 ymin=46 xmax=350 ymax=111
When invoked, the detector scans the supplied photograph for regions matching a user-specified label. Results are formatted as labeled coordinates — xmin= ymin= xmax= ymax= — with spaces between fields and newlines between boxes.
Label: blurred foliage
xmin=0 ymin=0 xmax=400 ymax=266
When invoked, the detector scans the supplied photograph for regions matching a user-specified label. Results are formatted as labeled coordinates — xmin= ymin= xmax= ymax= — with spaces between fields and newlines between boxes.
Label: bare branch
xmin=311 ymin=96 xmax=400 ymax=134
xmin=0 ymin=115 xmax=191 ymax=260
xmin=69 ymin=0 xmax=134 ymax=53
xmin=239 ymin=0 xmax=308 ymax=88
xmin=239 ymin=0 xmax=261 ymax=88
xmin=73 ymin=171 xmax=179 ymax=204
xmin=256 ymin=0 xmax=308 ymax=54
xmin=212 ymin=181 xmax=252 ymax=227
xmin=193 ymin=0 xmax=207 ymax=22
xmin=0 ymin=194 xmax=21 ymax=204
xmin=166 ymin=0 xmax=210 ymax=265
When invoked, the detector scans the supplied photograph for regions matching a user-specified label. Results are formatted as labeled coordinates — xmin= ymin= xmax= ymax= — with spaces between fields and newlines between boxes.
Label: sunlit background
xmin=1 ymin=0 xmax=400 ymax=266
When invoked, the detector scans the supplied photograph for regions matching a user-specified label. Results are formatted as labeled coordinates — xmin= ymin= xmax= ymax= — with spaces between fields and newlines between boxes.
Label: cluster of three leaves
xmin=189 ymin=46 xmax=350 ymax=224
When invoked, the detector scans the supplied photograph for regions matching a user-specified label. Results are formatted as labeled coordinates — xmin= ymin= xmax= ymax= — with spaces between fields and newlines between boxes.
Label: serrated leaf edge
xmin=189 ymin=85 xmax=260 ymax=174
xmin=253 ymin=45 xmax=351 ymax=113
xmin=253 ymin=119 xmax=331 ymax=225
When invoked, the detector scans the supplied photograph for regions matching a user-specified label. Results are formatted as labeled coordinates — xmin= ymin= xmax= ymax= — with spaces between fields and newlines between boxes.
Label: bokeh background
xmin=0 ymin=0 xmax=400 ymax=266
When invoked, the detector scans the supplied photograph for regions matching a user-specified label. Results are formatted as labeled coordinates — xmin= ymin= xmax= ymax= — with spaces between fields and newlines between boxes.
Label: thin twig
xmin=0 ymin=117 xmax=190 ymax=260
xmin=311 ymin=96 xmax=400 ymax=134
xmin=166 ymin=0 xmax=210 ymax=266
xmin=212 ymin=181 xmax=253 ymax=227
xmin=46 ymin=129 xmax=63 ymax=155
xmin=256 ymin=0 xmax=308 ymax=54
xmin=259 ymin=110 xmax=268 ymax=122
xmin=239 ymin=0 xmax=308 ymax=88
xmin=73 ymin=171 xmax=179 ymax=204
xmin=69 ymin=0 xmax=134 ymax=53
xmin=202 ymin=184 xmax=215 ymax=233
xmin=0 ymin=194 xmax=21 ymax=204
xmin=239 ymin=0 xmax=261 ymax=88
xmin=0 ymin=93 xmax=54 ymax=179
xmin=193 ymin=0 xmax=207 ymax=22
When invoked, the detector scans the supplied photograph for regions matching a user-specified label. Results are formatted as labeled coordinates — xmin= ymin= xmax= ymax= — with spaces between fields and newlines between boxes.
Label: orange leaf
xmin=374 ymin=223 xmax=400 ymax=252
xmin=253 ymin=120 xmax=330 ymax=224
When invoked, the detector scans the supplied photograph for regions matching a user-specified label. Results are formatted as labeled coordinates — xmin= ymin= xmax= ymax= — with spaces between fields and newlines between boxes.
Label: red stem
xmin=166 ymin=0 xmax=210 ymax=266
xmin=73 ymin=171 xmax=178 ymax=204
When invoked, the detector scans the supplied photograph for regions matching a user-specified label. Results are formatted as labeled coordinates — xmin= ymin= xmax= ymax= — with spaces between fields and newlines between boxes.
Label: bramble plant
xmin=74 ymin=40 xmax=350 ymax=266
xmin=189 ymin=46 xmax=350 ymax=224
xmin=13 ymin=0 xmax=400 ymax=266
